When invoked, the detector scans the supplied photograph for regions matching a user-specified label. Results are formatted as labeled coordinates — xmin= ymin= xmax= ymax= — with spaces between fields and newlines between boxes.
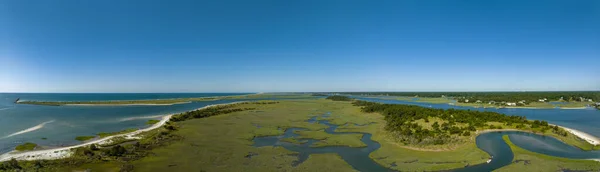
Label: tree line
xmin=335 ymin=91 xmax=600 ymax=103
xmin=351 ymin=100 xmax=565 ymax=145
xmin=326 ymin=95 xmax=354 ymax=101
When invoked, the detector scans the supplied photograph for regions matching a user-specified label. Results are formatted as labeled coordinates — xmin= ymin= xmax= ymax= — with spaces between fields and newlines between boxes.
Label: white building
xmin=506 ymin=102 xmax=517 ymax=106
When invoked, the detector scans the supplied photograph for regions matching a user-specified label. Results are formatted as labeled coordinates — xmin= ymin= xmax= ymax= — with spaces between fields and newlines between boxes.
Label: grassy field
xmin=293 ymin=130 xmax=366 ymax=148
xmin=126 ymin=99 xmax=500 ymax=171
xmin=495 ymin=135 xmax=600 ymax=172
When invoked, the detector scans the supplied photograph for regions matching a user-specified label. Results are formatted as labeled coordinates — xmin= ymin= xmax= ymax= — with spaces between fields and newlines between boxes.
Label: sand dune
xmin=1 ymin=120 xmax=55 ymax=139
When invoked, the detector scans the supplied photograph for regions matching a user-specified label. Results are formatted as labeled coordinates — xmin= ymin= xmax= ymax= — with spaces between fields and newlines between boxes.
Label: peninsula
xmin=2 ymin=96 xmax=598 ymax=172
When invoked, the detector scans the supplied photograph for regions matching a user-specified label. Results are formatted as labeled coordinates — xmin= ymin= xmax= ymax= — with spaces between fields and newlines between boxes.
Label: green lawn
xmin=495 ymin=135 xmax=600 ymax=172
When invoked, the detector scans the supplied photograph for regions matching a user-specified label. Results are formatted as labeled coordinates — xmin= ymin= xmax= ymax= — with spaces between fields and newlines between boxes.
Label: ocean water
xmin=0 ymin=93 xmax=250 ymax=154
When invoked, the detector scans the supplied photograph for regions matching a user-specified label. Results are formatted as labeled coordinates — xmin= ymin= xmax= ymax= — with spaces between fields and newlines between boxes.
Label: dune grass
xmin=97 ymin=128 xmax=137 ymax=138
xmin=495 ymin=135 xmax=600 ymax=172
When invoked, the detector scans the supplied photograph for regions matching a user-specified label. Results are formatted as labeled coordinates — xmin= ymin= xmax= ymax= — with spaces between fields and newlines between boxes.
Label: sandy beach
xmin=0 ymin=102 xmax=242 ymax=162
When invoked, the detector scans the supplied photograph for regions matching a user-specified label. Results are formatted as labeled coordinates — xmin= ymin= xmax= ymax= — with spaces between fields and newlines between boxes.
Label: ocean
xmin=0 ymin=93 xmax=250 ymax=154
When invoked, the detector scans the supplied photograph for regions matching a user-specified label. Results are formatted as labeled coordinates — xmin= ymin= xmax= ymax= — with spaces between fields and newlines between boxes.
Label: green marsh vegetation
xmin=97 ymin=128 xmax=138 ymax=138
xmin=496 ymin=135 xmax=600 ymax=171
xmin=6 ymin=102 xmax=260 ymax=172
xmin=146 ymin=119 xmax=160 ymax=125
xmin=9 ymin=98 xmax=597 ymax=171
xmin=75 ymin=136 xmax=96 ymax=141
xmin=341 ymin=91 xmax=600 ymax=108
xmin=352 ymin=100 xmax=597 ymax=150
xmin=293 ymin=130 xmax=366 ymax=148
xmin=15 ymin=143 xmax=37 ymax=151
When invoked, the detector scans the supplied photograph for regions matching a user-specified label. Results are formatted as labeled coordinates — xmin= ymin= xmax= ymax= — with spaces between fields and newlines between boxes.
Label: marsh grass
xmin=75 ymin=136 xmax=96 ymax=141
xmin=496 ymin=135 xmax=600 ymax=171
xmin=15 ymin=142 xmax=37 ymax=151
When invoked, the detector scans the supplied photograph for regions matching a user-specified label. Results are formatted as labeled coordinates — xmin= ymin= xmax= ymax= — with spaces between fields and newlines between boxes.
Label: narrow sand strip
xmin=0 ymin=102 xmax=243 ymax=162
xmin=1 ymin=120 xmax=55 ymax=139
xmin=556 ymin=125 xmax=600 ymax=146
xmin=63 ymin=101 xmax=191 ymax=106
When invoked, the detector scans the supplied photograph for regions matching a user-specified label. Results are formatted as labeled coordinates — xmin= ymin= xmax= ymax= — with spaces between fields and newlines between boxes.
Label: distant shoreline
xmin=0 ymin=101 xmax=245 ymax=162
xmin=450 ymin=103 xmax=590 ymax=110
xmin=62 ymin=101 xmax=192 ymax=106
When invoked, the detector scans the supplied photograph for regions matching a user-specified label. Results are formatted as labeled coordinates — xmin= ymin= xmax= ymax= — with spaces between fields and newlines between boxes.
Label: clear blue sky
xmin=1 ymin=0 xmax=599 ymax=93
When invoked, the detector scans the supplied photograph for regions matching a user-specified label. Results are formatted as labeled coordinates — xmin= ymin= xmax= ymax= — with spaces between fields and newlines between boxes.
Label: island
xmin=1 ymin=96 xmax=599 ymax=172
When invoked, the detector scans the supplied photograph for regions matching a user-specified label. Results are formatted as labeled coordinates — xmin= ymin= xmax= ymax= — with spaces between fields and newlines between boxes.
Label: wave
xmin=1 ymin=120 xmax=55 ymax=139
xmin=0 ymin=107 xmax=13 ymax=111
xmin=119 ymin=115 xmax=164 ymax=122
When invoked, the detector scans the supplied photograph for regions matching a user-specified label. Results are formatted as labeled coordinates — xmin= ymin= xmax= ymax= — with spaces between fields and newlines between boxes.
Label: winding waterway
xmin=1 ymin=93 xmax=599 ymax=171
xmin=253 ymin=112 xmax=600 ymax=172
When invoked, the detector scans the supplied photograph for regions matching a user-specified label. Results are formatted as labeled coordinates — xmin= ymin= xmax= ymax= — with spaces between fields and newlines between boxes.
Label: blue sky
xmin=1 ymin=0 xmax=599 ymax=92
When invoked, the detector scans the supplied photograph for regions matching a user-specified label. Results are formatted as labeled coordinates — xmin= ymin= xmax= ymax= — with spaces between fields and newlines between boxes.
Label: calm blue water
xmin=0 ymin=93 xmax=250 ymax=154
xmin=354 ymin=96 xmax=600 ymax=138
xmin=4 ymin=93 xmax=251 ymax=102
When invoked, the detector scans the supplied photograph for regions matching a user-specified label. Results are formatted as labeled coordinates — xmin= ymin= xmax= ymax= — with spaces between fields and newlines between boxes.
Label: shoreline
xmin=450 ymin=103 xmax=592 ymax=110
xmin=477 ymin=126 xmax=600 ymax=146
xmin=555 ymin=125 xmax=600 ymax=146
xmin=62 ymin=101 xmax=192 ymax=106
xmin=0 ymin=101 xmax=244 ymax=162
